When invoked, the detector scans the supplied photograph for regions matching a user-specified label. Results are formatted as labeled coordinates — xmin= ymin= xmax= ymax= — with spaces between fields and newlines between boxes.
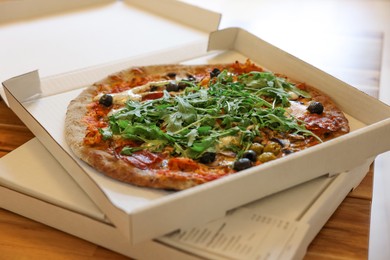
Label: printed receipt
xmin=159 ymin=208 xmax=309 ymax=260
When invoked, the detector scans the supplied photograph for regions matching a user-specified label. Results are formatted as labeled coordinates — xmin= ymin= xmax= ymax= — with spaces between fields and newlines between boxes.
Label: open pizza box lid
xmin=0 ymin=0 xmax=220 ymax=104
xmin=0 ymin=138 xmax=373 ymax=259
xmin=3 ymin=27 xmax=390 ymax=245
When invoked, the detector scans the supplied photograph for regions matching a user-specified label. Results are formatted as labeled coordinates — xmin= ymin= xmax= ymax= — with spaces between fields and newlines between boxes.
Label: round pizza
xmin=65 ymin=60 xmax=349 ymax=190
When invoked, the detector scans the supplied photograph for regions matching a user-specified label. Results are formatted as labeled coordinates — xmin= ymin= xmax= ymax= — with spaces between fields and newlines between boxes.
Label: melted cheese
xmin=287 ymin=101 xmax=308 ymax=119
xmin=94 ymin=80 xmax=171 ymax=105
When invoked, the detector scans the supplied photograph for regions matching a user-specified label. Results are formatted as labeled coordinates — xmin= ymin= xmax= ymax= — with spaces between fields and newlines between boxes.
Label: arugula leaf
xmin=190 ymin=137 xmax=215 ymax=153
xmin=197 ymin=125 xmax=212 ymax=135
xmin=176 ymin=96 xmax=197 ymax=123
xmin=163 ymin=96 xmax=197 ymax=134
xmin=104 ymin=69 xmax=319 ymax=160
xmin=185 ymin=129 xmax=198 ymax=146
xmin=98 ymin=127 xmax=112 ymax=140
xmin=239 ymin=71 xmax=311 ymax=103
xmin=121 ymin=146 xmax=143 ymax=155
xmin=164 ymin=112 xmax=184 ymax=134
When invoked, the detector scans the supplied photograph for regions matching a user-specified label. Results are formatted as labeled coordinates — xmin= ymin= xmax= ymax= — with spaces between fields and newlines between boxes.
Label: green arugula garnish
xmin=100 ymin=69 xmax=319 ymax=159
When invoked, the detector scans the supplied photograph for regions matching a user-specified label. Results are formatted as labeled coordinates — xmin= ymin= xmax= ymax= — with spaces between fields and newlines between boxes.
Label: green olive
xmin=249 ymin=143 xmax=264 ymax=155
xmin=258 ymin=152 xmax=277 ymax=163
xmin=263 ymin=141 xmax=281 ymax=155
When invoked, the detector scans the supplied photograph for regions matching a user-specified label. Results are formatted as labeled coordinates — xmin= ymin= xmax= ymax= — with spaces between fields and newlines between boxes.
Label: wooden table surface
xmin=0 ymin=95 xmax=373 ymax=259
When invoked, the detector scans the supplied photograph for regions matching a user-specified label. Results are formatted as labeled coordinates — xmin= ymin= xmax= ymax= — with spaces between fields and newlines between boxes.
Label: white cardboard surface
xmin=0 ymin=138 xmax=104 ymax=221
xmin=0 ymin=0 xmax=220 ymax=103
xmin=0 ymin=138 xmax=371 ymax=259
xmin=3 ymin=28 xmax=390 ymax=245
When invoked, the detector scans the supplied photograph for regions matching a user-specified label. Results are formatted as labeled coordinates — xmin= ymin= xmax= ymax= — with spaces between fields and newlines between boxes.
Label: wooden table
xmin=0 ymin=95 xmax=373 ymax=259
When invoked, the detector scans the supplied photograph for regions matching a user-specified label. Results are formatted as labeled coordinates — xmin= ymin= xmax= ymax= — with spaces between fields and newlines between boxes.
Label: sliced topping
xmin=120 ymin=150 xmax=163 ymax=170
xmin=142 ymin=92 xmax=165 ymax=101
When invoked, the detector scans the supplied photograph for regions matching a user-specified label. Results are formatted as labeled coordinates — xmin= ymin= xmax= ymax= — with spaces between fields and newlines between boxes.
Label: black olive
xmin=165 ymin=82 xmax=179 ymax=92
xmin=199 ymin=152 xmax=216 ymax=164
xmin=233 ymin=158 xmax=253 ymax=171
xmin=307 ymin=101 xmax=324 ymax=114
xmin=243 ymin=150 xmax=257 ymax=162
xmin=210 ymin=68 xmax=220 ymax=78
xmin=166 ymin=72 xmax=176 ymax=79
xmin=99 ymin=94 xmax=113 ymax=107
xmin=283 ymin=149 xmax=293 ymax=155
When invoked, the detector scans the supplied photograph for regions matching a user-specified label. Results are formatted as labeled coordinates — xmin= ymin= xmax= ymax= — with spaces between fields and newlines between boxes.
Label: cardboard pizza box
xmin=0 ymin=0 xmax=220 ymax=104
xmin=0 ymin=138 xmax=372 ymax=259
xmin=0 ymin=0 xmax=217 ymax=245
xmin=3 ymin=27 xmax=390 ymax=245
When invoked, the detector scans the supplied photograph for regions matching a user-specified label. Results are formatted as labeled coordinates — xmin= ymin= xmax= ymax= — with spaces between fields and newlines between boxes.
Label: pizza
xmin=65 ymin=60 xmax=349 ymax=190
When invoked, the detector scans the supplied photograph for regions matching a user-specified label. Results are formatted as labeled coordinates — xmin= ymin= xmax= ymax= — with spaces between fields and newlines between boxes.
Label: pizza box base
xmin=3 ymin=27 xmax=390 ymax=245
xmin=0 ymin=138 xmax=372 ymax=259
